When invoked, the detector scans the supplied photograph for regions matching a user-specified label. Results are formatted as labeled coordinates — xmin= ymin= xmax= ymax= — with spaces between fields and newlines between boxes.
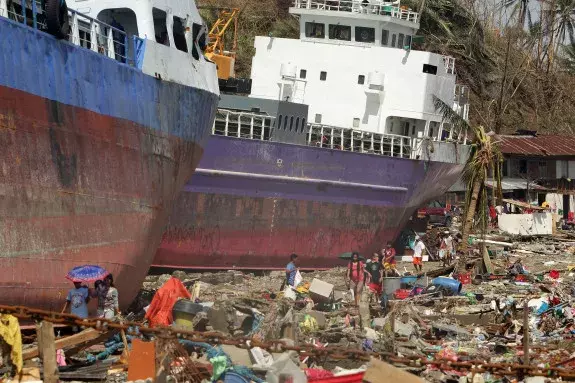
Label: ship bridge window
xmin=320 ymin=71 xmax=327 ymax=81
xmin=391 ymin=34 xmax=396 ymax=47
xmin=423 ymin=64 xmax=438 ymax=75
xmin=153 ymin=8 xmax=170 ymax=46
xmin=300 ymin=69 xmax=307 ymax=79
xmin=301 ymin=118 xmax=306 ymax=132
xmin=97 ymin=8 xmax=139 ymax=60
xmin=315 ymin=114 xmax=322 ymax=123
xmin=398 ymin=34 xmax=404 ymax=49
xmin=290 ymin=116 xmax=294 ymax=131
xmin=355 ymin=27 xmax=375 ymax=43
xmin=405 ymin=35 xmax=412 ymax=49
xmin=358 ymin=75 xmax=365 ymax=84
xmin=381 ymin=29 xmax=389 ymax=46
xmin=191 ymin=23 xmax=204 ymax=60
xmin=305 ymin=22 xmax=325 ymax=38
xmin=173 ymin=16 xmax=188 ymax=52
xmin=329 ymin=24 xmax=351 ymax=41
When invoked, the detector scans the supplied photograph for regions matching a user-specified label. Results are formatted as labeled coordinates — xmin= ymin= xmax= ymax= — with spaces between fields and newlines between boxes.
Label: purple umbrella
xmin=66 ymin=265 xmax=109 ymax=283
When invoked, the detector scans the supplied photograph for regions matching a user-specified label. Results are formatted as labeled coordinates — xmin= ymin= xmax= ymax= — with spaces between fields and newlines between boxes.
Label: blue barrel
xmin=431 ymin=277 xmax=462 ymax=294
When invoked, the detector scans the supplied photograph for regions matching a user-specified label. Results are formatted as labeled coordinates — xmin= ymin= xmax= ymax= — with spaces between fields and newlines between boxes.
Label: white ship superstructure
xmin=249 ymin=0 xmax=469 ymax=146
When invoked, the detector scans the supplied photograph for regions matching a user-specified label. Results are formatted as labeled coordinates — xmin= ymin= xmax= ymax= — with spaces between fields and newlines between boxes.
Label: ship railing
xmin=307 ymin=124 xmax=419 ymax=159
xmin=1 ymin=0 xmax=137 ymax=66
xmin=292 ymin=0 xmax=419 ymax=23
xmin=212 ymin=109 xmax=274 ymax=141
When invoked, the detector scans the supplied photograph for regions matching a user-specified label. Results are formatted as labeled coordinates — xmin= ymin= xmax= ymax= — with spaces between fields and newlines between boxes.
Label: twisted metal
xmin=3 ymin=305 xmax=575 ymax=380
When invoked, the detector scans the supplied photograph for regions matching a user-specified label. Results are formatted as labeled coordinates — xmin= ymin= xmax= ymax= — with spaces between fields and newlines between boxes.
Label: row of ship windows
xmin=305 ymin=22 xmax=412 ymax=48
xmin=298 ymin=64 xmax=438 ymax=83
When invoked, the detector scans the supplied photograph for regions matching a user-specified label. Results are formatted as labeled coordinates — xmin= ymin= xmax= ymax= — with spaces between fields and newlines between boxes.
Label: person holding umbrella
xmin=66 ymin=265 xmax=118 ymax=319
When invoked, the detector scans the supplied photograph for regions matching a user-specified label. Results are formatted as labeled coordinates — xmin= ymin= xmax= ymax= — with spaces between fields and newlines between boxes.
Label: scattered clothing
xmin=0 ymin=314 xmax=22 ymax=373
xmin=145 ymin=277 xmax=191 ymax=327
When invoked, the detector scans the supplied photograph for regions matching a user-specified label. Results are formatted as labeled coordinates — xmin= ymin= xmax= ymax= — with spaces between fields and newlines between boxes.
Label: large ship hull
xmin=154 ymin=135 xmax=464 ymax=270
xmin=0 ymin=17 xmax=218 ymax=310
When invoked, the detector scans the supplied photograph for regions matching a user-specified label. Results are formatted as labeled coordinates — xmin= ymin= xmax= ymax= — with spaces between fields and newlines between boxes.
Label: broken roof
xmin=495 ymin=134 xmax=575 ymax=157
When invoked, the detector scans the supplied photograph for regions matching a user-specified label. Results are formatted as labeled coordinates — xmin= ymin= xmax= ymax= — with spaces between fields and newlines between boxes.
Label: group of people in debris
xmin=285 ymin=233 xmax=460 ymax=306
xmin=61 ymin=274 xmax=120 ymax=320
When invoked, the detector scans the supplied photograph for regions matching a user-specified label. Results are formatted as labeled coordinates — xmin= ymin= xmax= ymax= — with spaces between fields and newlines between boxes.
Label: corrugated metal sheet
xmin=496 ymin=134 xmax=575 ymax=156
xmin=485 ymin=178 xmax=546 ymax=191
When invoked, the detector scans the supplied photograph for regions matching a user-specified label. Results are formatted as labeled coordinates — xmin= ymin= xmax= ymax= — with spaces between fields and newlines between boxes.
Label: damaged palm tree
xmin=434 ymin=96 xmax=503 ymax=273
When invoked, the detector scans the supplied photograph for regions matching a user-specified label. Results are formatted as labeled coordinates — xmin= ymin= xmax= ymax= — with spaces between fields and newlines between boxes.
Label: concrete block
xmin=309 ymin=278 xmax=334 ymax=303
xmin=372 ymin=317 xmax=387 ymax=331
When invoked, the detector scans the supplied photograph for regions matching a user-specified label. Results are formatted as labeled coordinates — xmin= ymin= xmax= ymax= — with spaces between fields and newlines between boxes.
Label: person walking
xmin=413 ymin=236 xmax=426 ymax=273
xmin=382 ymin=242 xmax=398 ymax=277
xmin=346 ymin=252 xmax=366 ymax=307
xmin=365 ymin=252 xmax=383 ymax=299
xmin=285 ymin=253 xmax=299 ymax=288
xmin=62 ymin=281 xmax=90 ymax=319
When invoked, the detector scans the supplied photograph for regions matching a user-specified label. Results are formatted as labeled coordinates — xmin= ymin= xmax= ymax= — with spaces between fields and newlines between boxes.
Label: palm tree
xmin=560 ymin=42 xmax=575 ymax=72
xmin=434 ymin=97 xmax=503 ymax=273
xmin=502 ymin=0 xmax=531 ymax=28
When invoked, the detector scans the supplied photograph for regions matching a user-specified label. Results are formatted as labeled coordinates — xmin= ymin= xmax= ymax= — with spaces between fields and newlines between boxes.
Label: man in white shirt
xmin=413 ymin=236 xmax=425 ymax=272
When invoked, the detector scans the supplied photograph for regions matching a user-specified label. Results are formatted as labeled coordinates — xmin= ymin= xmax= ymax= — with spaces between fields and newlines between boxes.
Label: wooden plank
xmin=24 ymin=328 xmax=103 ymax=360
xmin=37 ymin=321 xmax=59 ymax=383
xmin=64 ymin=329 xmax=119 ymax=357
xmin=363 ymin=357 xmax=423 ymax=383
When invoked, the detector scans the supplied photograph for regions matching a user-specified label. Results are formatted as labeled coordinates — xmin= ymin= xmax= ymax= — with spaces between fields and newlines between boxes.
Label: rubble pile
xmin=4 ymin=234 xmax=575 ymax=382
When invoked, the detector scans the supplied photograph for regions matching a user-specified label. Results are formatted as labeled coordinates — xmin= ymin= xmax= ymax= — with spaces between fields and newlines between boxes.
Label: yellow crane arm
xmin=205 ymin=8 xmax=239 ymax=55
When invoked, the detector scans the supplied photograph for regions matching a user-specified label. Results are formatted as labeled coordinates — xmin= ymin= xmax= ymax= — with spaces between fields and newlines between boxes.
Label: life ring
xmin=45 ymin=0 xmax=70 ymax=39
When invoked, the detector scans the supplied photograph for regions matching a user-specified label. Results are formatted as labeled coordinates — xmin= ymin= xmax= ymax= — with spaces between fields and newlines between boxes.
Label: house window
xmin=381 ymin=29 xmax=389 ymax=46
xmin=519 ymin=159 xmax=527 ymax=174
xmin=320 ymin=71 xmax=327 ymax=81
xmin=300 ymin=69 xmax=307 ymax=79
xmin=391 ymin=34 xmax=396 ymax=47
xmin=398 ymin=33 xmax=404 ymax=49
xmin=305 ymin=22 xmax=325 ymax=38
xmin=329 ymin=24 xmax=351 ymax=41
xmin=358 ymin=75 xmax=365 ymax=84
xmin=539 ymin=161 xmax=548 ymax=178
xmin=315 ymin=114 xmax=322 ymax=123
xmin=173 ymin=16 xmax=188 ymax=52
xmin=355 ymin=26 xmax=375 ymax=43
xmin=423 ymin=64 xmax=438 ymax=75
xmin=353 ymin=118 xmax=360 ymax=128
xmin=153 ymin=8 xmax=169 ymax=46
xmin=502 ymin=160 xmax=508 ymax=177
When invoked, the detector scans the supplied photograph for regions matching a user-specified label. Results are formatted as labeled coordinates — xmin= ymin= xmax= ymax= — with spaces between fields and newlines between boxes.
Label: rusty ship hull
xmin=0 ymin=16 xmax=218 ymax=309
xmin=154 ymin=135 xmax=464 ymax=270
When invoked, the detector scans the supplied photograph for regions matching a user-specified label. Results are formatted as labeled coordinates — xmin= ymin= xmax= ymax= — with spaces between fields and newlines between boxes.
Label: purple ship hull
xmin=153 ymin=135 xmax=463 ymax=270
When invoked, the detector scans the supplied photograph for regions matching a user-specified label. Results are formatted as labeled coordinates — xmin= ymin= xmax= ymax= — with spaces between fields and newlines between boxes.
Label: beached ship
xmin=154 ymin=0 xmax=470 ymax=270
xmin=0 ymin=0 xmax=219 ymax=309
